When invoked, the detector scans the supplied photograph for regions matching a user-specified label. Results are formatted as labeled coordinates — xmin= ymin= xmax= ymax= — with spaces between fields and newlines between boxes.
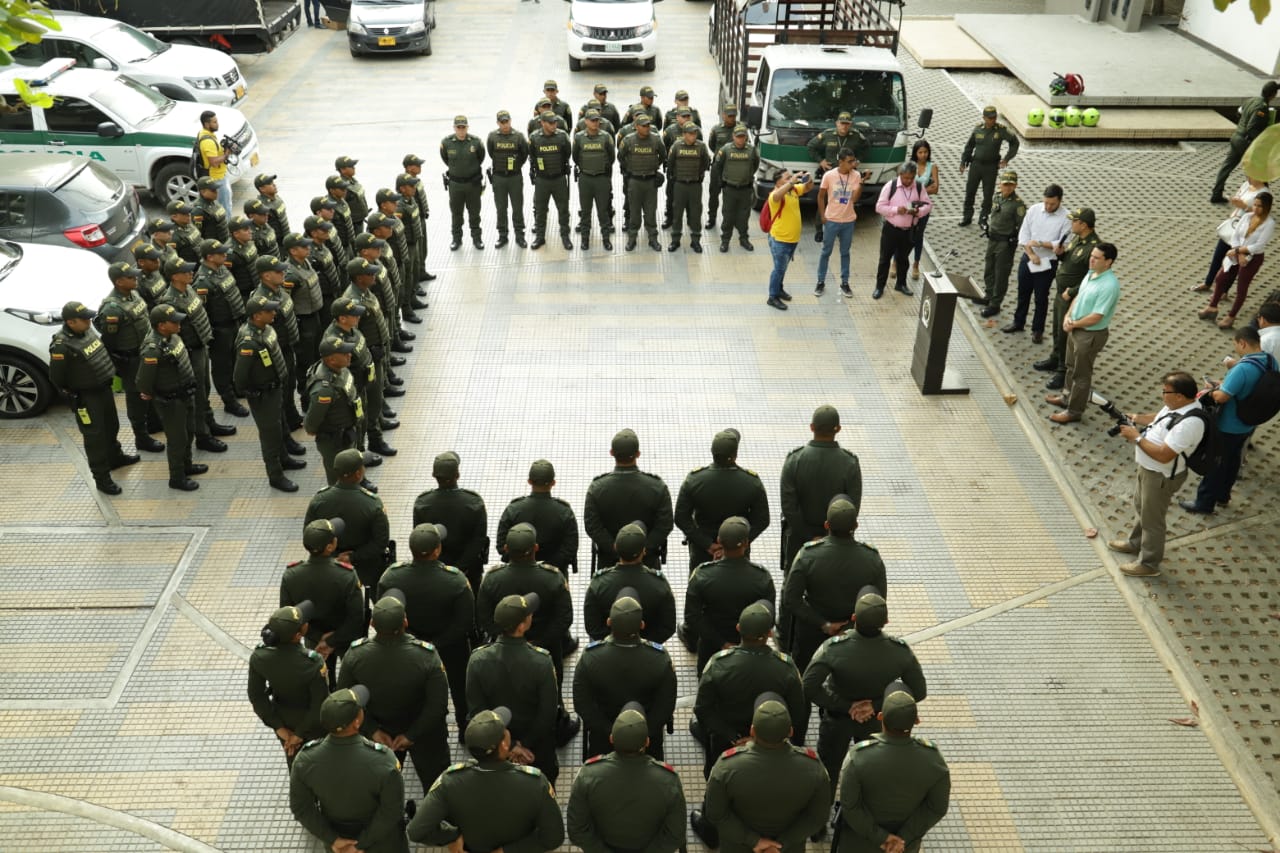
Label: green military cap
xmin=836 ymin=111 xmax=853 ymax=122
xmin=674 ymin=89 xmax=689 ymax=101
xmin=267 ymin=600 xmax=314 ymax=638
xmin=409 ymin=522 xmax=447 ymax=554
xmin=253 ymin=173 xmax=278 ymax=188
xmin=334 ymin=448 xmax=364 ymax=476
xmin=594 ymin=82 xmax=608 ymax=94
xmin=998 ymin=170 xmax=1018 ymax=184
xmin=246 ymin=294 xmax=280 ymax=315
xmin=163 ymin=257 xmax=197 ymax=276
xmin=432 ymin=450 xmax=460 ymax=477
xmin=347 ymin=257 xmax=380 ymax=277
xmin=311 ymin=196 xmax=338 ymax=212
xmin=723 ymin=103 xmax=738 ymax=114
xmin=635 ymin=115 xmax=653 ymax=126
xmin=465 ymin=706 xmax=512 ymax=753
xmin=303 ymin=216 xmax=334 ymax=235
xmin=61 ymin=301 xmax=95 ymax=321
xmin=529 ymin=458 xmax=555 ymax=484
xmin=496 ymin=109 xmax=512 ymax=122
xmin=982 ymin=105 xmax=998 ymax=118
xmin=303 ymin=517 xmax=345 ymax=550
xmin=243 ymin=199 xmax=269 ymax=216
xmin=733 ymin=124 xmax=749 ymax=136
xmin=738 ymin=599 xmax=774 ymax=639
xmin=711 ymin=428 xmax=741 ymax=457
xmin=682 ymin=123 xmax=699 ymax=134
xmin=366 ymin=212 xmax=393 ymax=231
xmin=318 ymin=336 xmax=356 ymax=357
xmin=197 ymin=238 xmax=227 ymax=257
xmin=584 ymin=108 xmax=601 ymax=120
xmin=854 ymin=585 xmax=888 ymax=630
xmin=881 ymin=681 xmax=918 ymax=730
xmin=494 ymin=592 xmax=539 ymax=631
xmin=402 ymin=153 xmax=425 ymax=167
xmin=506 ymin=522 xmax=538 ymax=553
xmin=354 ymin=233 xmax=386 ymax=250
xmin=107 ymin=261 xmax=139 ymax=280
xmin=718 ymin=516 xmax=750 ymax=548
xmin=166 ymin=199 xmax=191 ymax=216
xmin=330 ymin=296 xmax=366 ymax=318
xmin=335 ymin=155 xmax=358 ymax=170
xmin=149 ymin=304 xmax=186 ymax=326
xmin=228 ymin=215 xmax=252 ymax=232
xmin=196 ymin=175 xmax=218 ymax=191
xmin=611 ymin=702 xmax=649 ymax=752
xmin=539 ymin=111 xmax=557 ymax=123
xmin=454 ymin=115 xmax=469 ymax=126
xmin=536 ymin=98 xmax=552 ymax=109
xmin=324 ymin=175 xmax=350 ymax=190
xmin=611 ymin=428 xmax=639 ymax=456
xmin=147 ymin=217 xmax=173 ymax=234
xmin=827 ymin=495 xmax=858 ymax=532
xmin=812 ymin=404 xmax=840 ymax=430
xmin=282 ymin=233 xmax=310 ymax=250
xmin=371 ymin=588 xmax=406 ymax=633
xmin=133 ymin=243 xmax=161 ymax=261
xmin=396 ymin=172 xmax=421 ymax=187
xmin=320 ymin=685 xmax=369 ymax=732
xmin=751 ymin=692 xmax=792 ymax=744
xmin=254 ymin=255 xmax=288 ymax=274
xmin=639 ymin=85 xmax=655 ymax=98
xmin=610 ymin=588 xmax=644 ymax=636
xmin=614 ymin=522 xmax=647 ymax=560
xmin=1067 ymin=207 xmax=1096 ymax=227
xmin=543 ymin=79 xmax=559 ymax=91
xmin=677 ymin=107 xmax=692 ymax=118
xmin=375 ymin=188 xmax=403 ymax=205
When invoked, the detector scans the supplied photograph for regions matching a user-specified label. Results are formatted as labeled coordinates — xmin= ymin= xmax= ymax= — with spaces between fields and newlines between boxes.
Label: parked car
xmin=347 ymin=0 xmax=436 ymax=57
xmin=0 ymin=154 xmax=145 ymax=263
xmin=0 ymin=59 xmax=261 ymax=204
xmin=0 ymin=239 xmax=110 ymax=418
xmin=10 ymin=11 xmax=249 ymax=106
xmin=567 ymin=0 xmax=660 ymax=72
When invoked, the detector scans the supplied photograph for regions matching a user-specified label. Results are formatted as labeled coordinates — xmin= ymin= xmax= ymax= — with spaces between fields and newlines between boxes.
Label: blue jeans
xmin=304 ymin=0 xmax=321 ymax=22
xmin=912 ymin=213 xmax=931 ymax=262
xmin=816 ymin=220 xmax=854 ymax=285
xmin=768 ymin=236 xmax=796 ymax=299
xmin=212 ymin=177 xmax=233 ymax=220
xmin=1194 ymin=429 xmax=1250 ymax=507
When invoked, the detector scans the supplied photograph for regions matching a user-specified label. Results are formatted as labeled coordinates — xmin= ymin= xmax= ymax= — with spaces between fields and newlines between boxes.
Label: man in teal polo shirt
xmin=1047 ymin=242 xmax=1120 ymax=423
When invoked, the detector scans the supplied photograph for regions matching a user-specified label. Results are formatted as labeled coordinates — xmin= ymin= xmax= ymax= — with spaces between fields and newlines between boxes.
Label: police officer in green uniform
xmin=364 ymin=216 xmax=407 ymax=348
xmin=697 ymin=693 xmax=831 ymax=852
xmin=527 ymin=98 xmax=569 ymax=138
xmin=619 ymin=115 xmax=667 ymax=252
xmin=341 ymin=258 xmax=395 ymax=459
xmin=245 ymin=198 xmax=281 ymax=259
xmin=573 ymin=110 xmax=617 ymax=251
xmin=661 ymin=111 xmax=703 ymax=231
xmin=378 ymin=523 xmax=474 ymax=732
xmin=496 ymin=459 xmax=579 ymax=575
xmin=466 ymin=595 xmax=563 ymax=783
xmin=542 ymin=78 xmax=572 ymax=123
xmin=306 ymin=447 xmax=389 ymax=595
xmin=808 ymin=111 xmax=869 ymax=172
xmin=324 ymin=174 xmax=358 ymax=256
xmin=194 ymin=238 xmax=249 ymax=418
xmin=255 ymin=173 xmax=290 ymax=244
xmin=1212 ymin=82 xmax=1278 ymax=203
xmin=407 ymin=706 xmax=565 ymax=851
xmin=304 ymin=216 xmax=343 ymax=305
xmin=960 ymin=105 xmax=1019 ymax=227
xmin=254 ymin=255 xmax=306 ymax=438
xmin=304 ymin=336 xmax=363 ymax=485
xmin=97 ymin=262 xmax=164 ymax=454
xmin=440 ymin=115 xmax=486 ymax=251
xmin=486 ymin=111 xmax=531 ymax=250
xmin=133 ymin=242 xmax=168 ymax=308
xmin=624 ymin=85 xmax=663 ymax=127
xmin=579 ymin=82 xmax=622 ymax=128
xmin=311 ymin=198 xmax=353 ymax=289
xmin=713 ymin=125 xmax=760 ymax=253
xmin=1037 ymin=208 xmax=1100 ymax=389
xmin=568 ymin=703 xmax=686 ymax=852
xmin=583 ymin=523 xmax=677 ymax=643
xmin=336 ymin=155 xmax=369 ymax=226
xmin=49 ymin=301 xmax=137 ymax=494
xmin=413 ymin=451 xmax=489 ymax=594
xmin=684 ymin=517 xmax=776 ymax=673
xmin=667 ymin=123 xmax=711 ymax=253
xmin=226 ymin=216 xmax=260 ymax=299
xmin=144 ymin=217 xmax=179 ymax=271
xmin=248 ymin=601 xmax=328 ymax=767
xmin=159 ymin=256 xmax=235 ymax=451
xmin=234 ymin=294 xmax=304 ymax=491
xmin=675 ymin=427 xmax=770 ymax=583
xmin=400 ymin=154 xmax=436 ymax=284
xmin=136 ymin=304 xmax=202 ymax=490
xmin=663 ymin=90 xmax=702 ymax=128
xmin=394 ymin=176 xmax=432 ymax=299
xmin=979 ymin=170 xmax=1027 ymax=318
xmin=353 ymin=235 xmax=409 ymax=394
xmin=282 ymin=232 xmax=325 ymax=402
xmin=529 ymin=113 xmax=573 ymax=251
xmin=339 ymin=589 xmax=451 ymax=791
xmin=783 ymin=496 xmax=884 ymax=672
xmin=323 ymin=296 xmax=375 ymax=462
xmin=804 ymin=588 xmax=927 ymax=800
xmin=835 ymin=683 xmax=950 ymax=853
xmin=705 ymin=104 xmax=739 ymax=229
xmin=193 ymin=176 xmax=230 ymax=243
xmin=289 ymin=685 xmax=409 ymax=853
xmin=282 ymin=518 xmax=367 ymax=683
xmin=166 ymin=200 xmax=201 ymax=263
xmin=584 ymin=429 xmax=674 ymax=571
xmin=573 ymin=595 xmax=677 ymax=760
xmin=374 ymin=191 xmax=421 ymax=323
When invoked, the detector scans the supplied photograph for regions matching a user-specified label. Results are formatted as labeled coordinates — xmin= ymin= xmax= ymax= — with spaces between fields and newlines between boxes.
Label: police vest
xmin=488 ymin=131 xmax=525 ymax=174
xmin=173 ymin=223 xmax=202 ymax=262
xmin=327 ymin=323 xmax=374 ymax=387
xmin=672 ymin=142 xmax=705 ymax=182
xmin=195 ymin=264 xmax=246 ymax=325
xmin=576 ymin=134 xmax=610 ymax=174
xmin=252 ymin=222 xmax=279 ymax=257
xmin=330 ymin=199 xmax=355 ymax=246
xmin=139 ymin=271 xmax=167 ymax=308
xmin=50 ymin=328 xmax=115 ymax=389
xmin=442 ymin=136 xmax=484 ymax=179
xmin=626 ymin=138 xmax=661 ymax=175
xmin=310 ymin=241 xmax=341 ymax=302
xmin=140 ymin=330 xmax=196 ymax=393
xmin=720 ymin=145 xmax=756 ymax=185
xmin=96 ymin=289 xmax=150 ymax=352
xmin=260 ymin=195 xmax=290 ymax=237
xmin=397 ymin=200 xmax=422 ymax=240
xmin=307 ymin=363 xmax=360 ymax=428
xmin=237 ymin=322 xmax=289 ymax=388
xmin=195 ymin=199 xmax=229 ymax=242
xmin=285 ymin=259 xmax=324 ymax=315
xmin=533 ymin=134 xmax=566 ymax=176
xmin=162 ymin=285 xmax=213 ymax=347
xmin=254 ymin=284 xmax=300 ymax=345
xmin=228 ymin=239 xmax=260 ymax=296
xmin=345 ymin=284 xmax=390 ymax=347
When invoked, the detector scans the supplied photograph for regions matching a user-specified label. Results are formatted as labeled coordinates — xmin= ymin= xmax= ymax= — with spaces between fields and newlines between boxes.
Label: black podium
xmin=910 ymin=273 xmax=969 ymax=395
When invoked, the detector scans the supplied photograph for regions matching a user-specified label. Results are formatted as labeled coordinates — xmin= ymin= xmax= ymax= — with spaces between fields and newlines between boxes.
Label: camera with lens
xmin=220 ymin=134 xmax=243 ymax=166
xmin=1091 ymin=391 xmax=1135 ymax=437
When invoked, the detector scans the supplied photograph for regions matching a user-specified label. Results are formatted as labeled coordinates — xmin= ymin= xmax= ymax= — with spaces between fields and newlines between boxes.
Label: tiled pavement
xmin=0 ymin=0 xmax=1277 ymax=850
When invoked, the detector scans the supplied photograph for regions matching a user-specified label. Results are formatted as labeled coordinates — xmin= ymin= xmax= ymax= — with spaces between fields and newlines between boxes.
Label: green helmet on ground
xmin=1082 ymin=107 xmax=1100 ymax=127
xmin=1027 ymin=107 xmax=1045 ymax=127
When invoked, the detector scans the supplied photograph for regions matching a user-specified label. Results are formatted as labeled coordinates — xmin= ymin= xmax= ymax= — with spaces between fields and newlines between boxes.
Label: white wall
xmin=1180 ymin=0 xmax=1280 ymax=76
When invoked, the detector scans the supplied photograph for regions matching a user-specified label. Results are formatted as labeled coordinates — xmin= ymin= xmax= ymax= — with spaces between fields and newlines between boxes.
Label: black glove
xmin=814 ymin=224 xmax=824 ymax=243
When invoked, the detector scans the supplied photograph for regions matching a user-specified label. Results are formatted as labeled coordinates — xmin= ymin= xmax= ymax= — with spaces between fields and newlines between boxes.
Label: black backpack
xmin=1233 ymin=353 xmax=1280 ymax=427
xmin=1164 ymin=407 xmax=1220 ymax=477
xmin=191 ymin=130 xmax=212 ymax=180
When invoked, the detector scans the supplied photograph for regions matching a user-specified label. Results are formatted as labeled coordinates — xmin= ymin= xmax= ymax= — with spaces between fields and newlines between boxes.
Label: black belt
xmin=580 ymin=171 xmax=609 ymax=177
xmin=630 ymin=174 xmax=657 ymax=180
xmin=449 ymin=175 xmax=482 ymax=184
xmin=492 ymin=171 xmax=520 ymax=177
xmin=988 ymin=233 xmax=1014 ymax=241
xmin=537 ymin=173 xmax=565 ymax=180
xmin=675 ymin=179 xmax=702 ymax=184
xmin=110 ymin=349 xmax=140 ymax=358
xmin=724 ymin=182 xmax=752 ymax=188
xmin=295 ymin=311 xmax=317 ymax=320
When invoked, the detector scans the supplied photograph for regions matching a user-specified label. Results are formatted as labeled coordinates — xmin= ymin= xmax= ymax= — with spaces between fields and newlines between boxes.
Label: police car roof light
xmin=26 ymin=59 xmax=78 ymax=87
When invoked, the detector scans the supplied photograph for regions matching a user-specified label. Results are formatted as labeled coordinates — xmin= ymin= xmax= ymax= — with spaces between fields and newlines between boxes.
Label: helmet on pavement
xmin=1027 ymin=107 xmax=1045 ymax=127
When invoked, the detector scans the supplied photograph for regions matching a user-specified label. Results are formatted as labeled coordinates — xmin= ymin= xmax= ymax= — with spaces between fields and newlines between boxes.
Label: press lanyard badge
xmin=77 ymin=407 xmax=92 ymax=425
xmin=507 ymin=157 xmax=515 ymax=171
xmin=258 ymin=349 xmax=273 ymax=367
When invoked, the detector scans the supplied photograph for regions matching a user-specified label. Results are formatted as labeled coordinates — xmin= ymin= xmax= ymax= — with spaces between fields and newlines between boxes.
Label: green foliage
xmin=0 ymin=0 xmax=60 ymax=67
xmin=1212 ymin=0 xmax=1271 ymax=23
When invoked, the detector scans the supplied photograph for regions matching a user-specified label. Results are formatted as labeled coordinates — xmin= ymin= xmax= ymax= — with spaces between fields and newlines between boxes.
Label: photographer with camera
xmin=764 ymin=169 xmax=812 ymax=311
xmin=1105 ymin=372 xmax=1205 ymax=577
xmin=196 ymin=111 xmax=234 ymax=216
xmin=873 ymin=161 xmax=932 ymax=299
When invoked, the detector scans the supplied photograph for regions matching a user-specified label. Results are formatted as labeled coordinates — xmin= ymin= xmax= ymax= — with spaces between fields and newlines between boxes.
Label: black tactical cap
xmin=132 ymin=244 xmax=161 ymax=261
xmin=318 ymin=336 xmax=356 ymax=356
xmin=244 ymin=199 xmax=269 ymax=216
xmin=311 ymin=196 xmax=337 ymax=212
xmin=254 ymin=255 xmax=288 ymax=274
xmin=718 ymin=516 xmax=750 ymax=548
xmin=335 ymin=155 xmax=358 ymax=170
xmin=402 ymin=153 xmax=425 ymax=167
xmin=506 ymin=522 xmax=537 ymax=553
xmin=409 ymin=522 xmax=447 ymax=554
xmin=107 ymin=261 xmax=139 ymax=280
xmin=494 ymin=592 xmax=539 ymax=631
xmin=371 ymin=589 xmax=407 ymax=633
xmin=347 ymin=258 xmax=381 ymax=278
xmin=267 ymin=600 xmax=315 ymax=638
xmin=374 ymin=188 xmax=402 ymax=205
xmin=353 ymin=233 xmax=386 ymax=251
xmin=396 ymin=172 xmax=421 ymax=187
xmin=163 ymin=257 xmax=197 ymax=276
xmin=367 ymin=212 xmax=393 ymax=231
xmin=61 ymin=301 xmax=95 ymax=321
xmin=303 ymin=517 xmax=345 ymax=550
xmin=196 ymin=175 xmax=218 ymax=191
xmin=303 ymin=215 xmax=333 ymax=234
xmin=197 ymin=238 xmax=227 ymax=257
xmin=330 ymin=296 xmax=366 ymax=319
xmin=324 ymin=175 xmax=350 ymax=190
xmin=228 ymin=215 xmax=252 ymax=233
xmin=282 ymin=233 xmax=309 ymax=250
xmin=253 ymin=173 xmax=278 ymax=188
xmin=246 ymin=293 xmax=280 ymax=314
xmin=635 ymin=115 xmax=652 ymax=126
xmin=639 ymin=85 xmax=655 ymax=98
xmin=147 ymin=217 xmax=173 ymax=234
xmin=320 ymin=685 xmax=368 ymax=731
xmin=738 ymin=600 xmax=775 ymax=638
xmin=465 ymin=706 xmax=511 ymax=752
xmin=166 ymin=200 xmax=192 ymax=216
xmin=150 ymin=304 xmax=186 ymax=325
xmin=614 ymin=523 xmax=647 ymax=560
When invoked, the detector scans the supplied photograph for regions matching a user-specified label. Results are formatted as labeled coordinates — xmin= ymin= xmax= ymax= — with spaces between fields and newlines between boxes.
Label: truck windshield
xmin=768 ymin=69 xmax=905 ymax=133
xmin=92 ymin=77 xmax=174 ymax=127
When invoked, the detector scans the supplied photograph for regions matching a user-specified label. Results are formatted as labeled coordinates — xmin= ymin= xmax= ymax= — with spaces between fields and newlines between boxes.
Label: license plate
xmin=378 ymin=36 xmax=396 ymax=46
xmin=234 ymin=85 xmax=245 ymax=101
xmin=250 ymin=152 xmax=260 ymax=166
xmin=604 ymin=42 xmax=623 ymax=53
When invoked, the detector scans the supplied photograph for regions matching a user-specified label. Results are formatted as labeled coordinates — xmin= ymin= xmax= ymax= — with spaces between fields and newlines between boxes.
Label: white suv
xmin=567 ymin=0 xmax=660 ymax=72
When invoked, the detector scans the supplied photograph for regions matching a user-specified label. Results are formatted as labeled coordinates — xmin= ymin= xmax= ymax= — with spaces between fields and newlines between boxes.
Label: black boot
xmin=94 ymin=476 xmax=122 ymax=496
xmin=136 ymin=434 xmax=165 ymax=453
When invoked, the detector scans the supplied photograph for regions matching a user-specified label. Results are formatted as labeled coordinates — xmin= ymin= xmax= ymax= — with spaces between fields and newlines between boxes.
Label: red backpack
xmin=759 ymin=195 xmax=783 ymax=233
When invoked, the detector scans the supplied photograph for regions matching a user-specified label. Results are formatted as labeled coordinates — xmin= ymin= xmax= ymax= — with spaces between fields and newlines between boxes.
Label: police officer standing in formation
xmin=667 ymin=121 xmax=711 ymax=253
xmin=487 ymin=111 xmax=530 ymax=249
xmin=253 ymin=255 xmax=307 ymax=441
xmin=567 ymin=703 xmax=686 ymax=853
xmin=336 ymin=155 xmax=369 ymax=226
xmin=704 ymin=104 xmax=739 ymax=230
xmin=407 ymin=707 xmax=565 ymax=852
xmin=96 ymin=262 xmax=164 ymax=455
xmin=134 ymin=241 xmax=168 ymax=307
xmin=194 ymin=238 xmax=248 ymax=418
xmin=661 ymin=109 xmax=702 ymax=230
xmin=573 ymin=592 xmax=677 ymax=760
xmin=413 ymin=451 xmax=489 ymax=595
xmin=303 ymin=336 xmax=363 ymax=485
xmin=245 ymin=198 xmax=280 ymax=259
xmin=529 ymin=112 xmax=574 ymax=251
xmin=583 ymin=523 xmax=677 ymax=643
xmin=394 ymin=173 xmax=431 ymax=302
xmin=584 ymin=429 xmax=674 ymax=571
xmin=529 ymin=98 xmax=569 ymax=138
xmin=48 ymin=301 xmax=138 ymax=495
xmin=304 ymin=215 xmax=343 ymax=306
xmin=137 ymin=304 xmax=203 ymax=491
xmin=619 ymin=115 xmax=667 ymax=252
xmin=142 ymin=217 xmax=177 ymax=274
xmin=305 ymin=447 xmax=388 ymax=597
xmin=248 ymin=601 xmax=328 ymax=767
xmin=255 ymin=173 xmax=290 ymax=244
xmin=664 ymin=89 xmax=702 ymax=128
xmin=233 ymin=293 xmax=305 ymax=492
xmin=289 ymin=685 xmax=409 ymax=853
xmin=400 ymin=154 xmax=436 ymax=282
xmin=803 ymin=588 xmax=926 ymax=799
xmin=712 ymin=124 xmax=759 ymax=252
xmin=440 ymin=115 xmax=486 ymax=251
xmin=978 ymin=170 xmax=1027 ymax=319
xmin=281 ymin=518 xmax=365 ymax=684
xmin=193 ymin=176 xmax=231 ymax=243
xmin=159 ymin=255 xmax=236 ymax=451
xmin=226 ymin=216 xmax=260 ymax=299
xmin=168 ymin=199 xmax=201 ymax=262
xmin=573 ymin=109 xmax=616 ymax=251
xmin=579 ymin=83 xmax=622 ymax=129
xmin=339 ymin=589 xmax=451 ymax=792
xmin=959 ymin=105 xmax=1019 ymax=228
xmin=626 ymin=85 xmax=663 ymax=127
xmin=835 ymin=683 xmax=950 ymax=853
xmin=377 ymin=523 xmax=474 ymax=733
xmin=783 ymin=496 xmax=884 ymax=672
xmin=684 ymin=517 xmax=776 ymax=673
xmin=323 ymin=175 xmax=358 ymax=256
xmin=496 ymin=459 xmax=579 ymax=576
xmin=1036 ymin=207 xmax=1100 ymax=391
xmin=341 ymin=258 xmax=396 ymax=460
xmin=283 ymin=232 xmax=325 ymax=398
xmin=699 ymin=693 xmax=831 ymax=853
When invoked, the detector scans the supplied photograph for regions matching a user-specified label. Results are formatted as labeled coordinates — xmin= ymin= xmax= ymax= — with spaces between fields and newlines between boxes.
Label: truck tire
xmin=153 ymin=161 xmax=199 ymax=204
xmin=422 ymin=33 xmax=432 ymax=56
xmin=0 ymin=351 xmax=53 ymax=419
xmin=643 ymin=57 xmax=656 ymax=71
xmin=568 ymin=55 xmax=582 ymax=71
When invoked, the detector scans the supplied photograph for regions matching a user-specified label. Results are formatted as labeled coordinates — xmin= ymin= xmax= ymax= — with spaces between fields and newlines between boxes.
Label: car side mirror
xmin=745 ymin=105 xmax=762 ymax=130
xmin=97 ymin=121 xmax=124 ymax=138
xmin=91 ymin=57 xmax=114 ymax=71
xmin=917 ymin=108 xmax=933 ymax=130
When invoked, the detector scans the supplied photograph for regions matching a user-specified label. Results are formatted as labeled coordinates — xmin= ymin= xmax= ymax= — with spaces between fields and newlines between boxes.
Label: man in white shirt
xmin=1004 ymin=184 xmax=1070 ymax=343
xmin=1108 ymin=371 xmax=1206 ymax=577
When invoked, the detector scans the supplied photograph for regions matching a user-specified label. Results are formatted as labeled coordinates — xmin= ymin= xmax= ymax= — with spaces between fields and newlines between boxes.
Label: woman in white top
xmin=1199 ymin=191 xmax=1275 ymax=328
xmin=909 ymin=139 xmax=938 ymax=281
xmin=1195 ymin=176 xmax=1267 ymax=292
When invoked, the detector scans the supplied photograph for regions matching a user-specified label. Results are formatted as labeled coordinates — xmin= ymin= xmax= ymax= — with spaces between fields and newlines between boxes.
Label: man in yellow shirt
xmin=766 ymin=171 xmax=811 ymax=310
xmin=197 ymin=111 xmax=233 ymax=215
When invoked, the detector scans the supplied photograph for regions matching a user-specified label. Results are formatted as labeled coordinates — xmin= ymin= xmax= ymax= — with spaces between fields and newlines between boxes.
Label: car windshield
xmin=56 ymin=162 xmax=121 ymax=214
xmin=97 ymin=23 xmax=170 ymax=63
xmin=91 ymin=76 xmax=174 ymax=126
xmin=768 ymin=69 xmax=905 ymax=133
